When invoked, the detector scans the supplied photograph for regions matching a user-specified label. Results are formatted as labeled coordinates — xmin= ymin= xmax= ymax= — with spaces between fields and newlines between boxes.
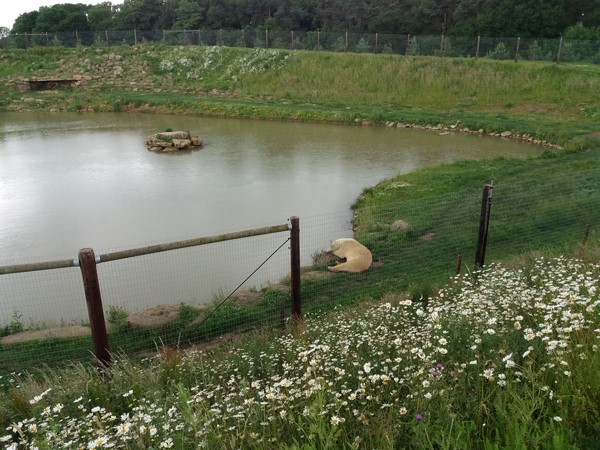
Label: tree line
xmin=9 ymin=0 xmax=600 ymax=40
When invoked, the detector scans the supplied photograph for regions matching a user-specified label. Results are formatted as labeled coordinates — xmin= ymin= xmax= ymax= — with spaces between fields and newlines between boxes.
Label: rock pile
xmin=144 ymin=131 xmax=203 ymax=152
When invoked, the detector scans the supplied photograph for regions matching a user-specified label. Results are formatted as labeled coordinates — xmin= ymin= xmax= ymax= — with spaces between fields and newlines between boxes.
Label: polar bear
xmin=327 ymin=238 xmax=372 ymax=273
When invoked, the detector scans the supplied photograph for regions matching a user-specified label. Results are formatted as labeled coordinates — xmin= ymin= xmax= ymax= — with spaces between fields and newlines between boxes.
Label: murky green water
xmin=0 ymin=112 xmax=542 ymax=324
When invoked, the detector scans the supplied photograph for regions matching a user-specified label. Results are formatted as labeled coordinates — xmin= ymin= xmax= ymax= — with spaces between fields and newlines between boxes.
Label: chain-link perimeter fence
xmin=3 ymin=29 xmax=599 ymax=64
xmin=1 ymin=167 xmax=598 ymax=374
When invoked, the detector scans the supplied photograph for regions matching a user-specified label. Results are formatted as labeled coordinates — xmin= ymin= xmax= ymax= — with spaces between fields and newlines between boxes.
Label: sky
xmin=1 ymin=0 xmax=124 ymax=30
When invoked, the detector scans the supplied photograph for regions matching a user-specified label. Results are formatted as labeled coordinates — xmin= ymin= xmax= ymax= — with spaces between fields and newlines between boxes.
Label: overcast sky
xmin=1 ymin=1 xmax=124 ymax=30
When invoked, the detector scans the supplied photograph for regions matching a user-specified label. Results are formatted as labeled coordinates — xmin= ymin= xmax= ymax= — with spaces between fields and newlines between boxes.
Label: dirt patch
xmin=231 ymin=290 xmax=262 ymax=307
xmin=135 ymin=331 xmax=241 ymax=358
xmin=127 ymin=304 xmax=183 ymax=328
xmin=589 ymin=131 xmax=600 ymax=138
xmin=1 ymin=325 xmax=92 ymax=345
xmin=301 ymin=270 xmax=335 ymax=281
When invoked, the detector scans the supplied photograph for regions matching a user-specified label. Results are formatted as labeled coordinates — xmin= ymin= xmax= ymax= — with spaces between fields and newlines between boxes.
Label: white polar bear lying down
xmin=328 ymin=238 xmax=373 ymax=273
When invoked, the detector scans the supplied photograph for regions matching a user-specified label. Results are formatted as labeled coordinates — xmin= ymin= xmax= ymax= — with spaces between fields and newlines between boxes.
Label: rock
xmin=128 ymin=304 xmax=181 ymax=328
xmin=390 ymin=219 xmax=410 ymax=231
xmin=501 ymin=131 xmax=512 ymax=137
xmin=144 ymin=131 xmax=203 ymax=152
xmin=172 ymin=138 xmax=191 ymax=149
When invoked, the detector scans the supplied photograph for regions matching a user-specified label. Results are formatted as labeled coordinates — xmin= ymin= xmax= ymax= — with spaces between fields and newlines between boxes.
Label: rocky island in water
xmin=144 ymin=131 xmax=203 ymax=152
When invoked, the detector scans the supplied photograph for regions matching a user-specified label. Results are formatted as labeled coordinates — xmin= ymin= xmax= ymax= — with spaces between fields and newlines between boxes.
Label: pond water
xmin=0 ymin=112 xmax=542 ymax=325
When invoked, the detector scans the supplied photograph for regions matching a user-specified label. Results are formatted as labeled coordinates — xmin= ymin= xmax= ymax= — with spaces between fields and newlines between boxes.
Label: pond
xmin=0 ymin=112 xmax=542 ymax=325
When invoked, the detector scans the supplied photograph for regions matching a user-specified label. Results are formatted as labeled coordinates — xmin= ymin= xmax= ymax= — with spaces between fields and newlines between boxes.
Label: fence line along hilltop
xmin=3 ymin=28 xmax=600 ymax=64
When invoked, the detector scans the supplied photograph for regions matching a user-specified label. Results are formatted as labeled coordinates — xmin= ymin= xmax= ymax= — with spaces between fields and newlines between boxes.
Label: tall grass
xmin=1 ymin=251 xmax=598 ymax=449
xmin=239 ymin=52 xmax=599 ymax=121
xmin=2 ymin=45 xmax=599 ymax=140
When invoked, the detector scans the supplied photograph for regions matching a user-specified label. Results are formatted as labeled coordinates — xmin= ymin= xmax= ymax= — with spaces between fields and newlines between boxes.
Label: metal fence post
xmin=289 ymin=216 xmax=302 ymax=324
xmin=475 ymin=184 xmax=493 ymax=268
xmin=78 ymin=248 xmax=111 ymax=368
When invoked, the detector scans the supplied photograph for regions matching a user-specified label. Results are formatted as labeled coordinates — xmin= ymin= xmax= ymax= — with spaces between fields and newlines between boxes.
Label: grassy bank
xmin=1 ymin=144 xmax=598 ymax=374
xmin=1 ymin=252 xmax=598 ymax=449
xmin=1 ymin=44 xmax=599 ymax=448
xmin=1 ymin=45 xmax=599 ymax=143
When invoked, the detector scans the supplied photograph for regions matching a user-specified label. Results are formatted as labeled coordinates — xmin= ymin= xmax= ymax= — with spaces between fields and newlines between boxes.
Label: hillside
xmin=1 ymin=45 xmax=599 ymax=144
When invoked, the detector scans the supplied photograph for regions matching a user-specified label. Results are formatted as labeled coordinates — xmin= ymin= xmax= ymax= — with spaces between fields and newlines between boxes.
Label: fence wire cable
xmin=193 ymin=237 xmax=291 ymax=328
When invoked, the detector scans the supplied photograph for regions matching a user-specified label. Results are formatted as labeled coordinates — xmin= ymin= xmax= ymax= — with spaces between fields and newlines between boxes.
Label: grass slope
xmin=1 ymin=45 xmax=599 ymax=142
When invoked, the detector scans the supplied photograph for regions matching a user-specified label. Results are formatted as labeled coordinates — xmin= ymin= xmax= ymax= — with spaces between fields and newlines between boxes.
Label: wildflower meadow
xmin=1 ymin=255 xmax=599 ymax=449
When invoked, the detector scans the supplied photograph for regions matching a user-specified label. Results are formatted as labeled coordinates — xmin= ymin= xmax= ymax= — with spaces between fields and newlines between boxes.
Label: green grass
xmin=1 ymin=45 xmax=599 ymax=143
xmin=1 ymin=252 xmax=598 ymax=449
xmin=1 ymin=145 xmax=597 ymax=376
xmin=0 ymin=44 xmax=599 ymax=448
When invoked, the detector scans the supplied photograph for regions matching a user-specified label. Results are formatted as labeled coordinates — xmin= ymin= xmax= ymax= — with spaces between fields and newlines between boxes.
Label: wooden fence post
xmin=476 ymin=35 xmax=480 ymax=58
xmin=455 ymin=254 xmax=462 ymax=275
xmin=475 ymin=184 xmax=493 ymax=268
xmin=279 ymin=296 xmax=286 ymax=330
xmin=557 ymin=36 xmax=563 ymax=64
xmin=582 ymin=223 xmax=591 ymax=245
xmin=514 ymin=36 xmax=520 ymax=62
xmin=78 ymin=248 xmax=111 ymax=368
xmin=289 ymin=216 xmax=302 ymax=324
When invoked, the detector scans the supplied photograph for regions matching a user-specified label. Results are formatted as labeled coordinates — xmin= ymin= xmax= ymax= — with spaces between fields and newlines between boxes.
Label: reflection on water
xmin=0 ymin=112 xmax=542 ymax=324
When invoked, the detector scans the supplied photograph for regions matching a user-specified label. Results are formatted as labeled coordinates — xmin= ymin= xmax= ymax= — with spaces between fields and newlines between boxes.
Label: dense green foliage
xmin=9 ymin=0 xmax=600 ymax=38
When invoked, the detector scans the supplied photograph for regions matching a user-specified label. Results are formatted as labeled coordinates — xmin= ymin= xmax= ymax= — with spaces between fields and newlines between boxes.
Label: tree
xmin=32 ymin=4 xmax=89 ymax=32
xmin=112 ymin=0 xmax=164 ymax=30
xmin=11 ymin=11 xmax=39 ymax=33
xmin=173 ymin=0 xmax=206 ymax=30
xmin=156 ymin=0 xmax=180 ymax=30
xmin=272 ymin=0 xmax=317 ymax=31
xmin=88 ymin=2 xmax=115 ymax=31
